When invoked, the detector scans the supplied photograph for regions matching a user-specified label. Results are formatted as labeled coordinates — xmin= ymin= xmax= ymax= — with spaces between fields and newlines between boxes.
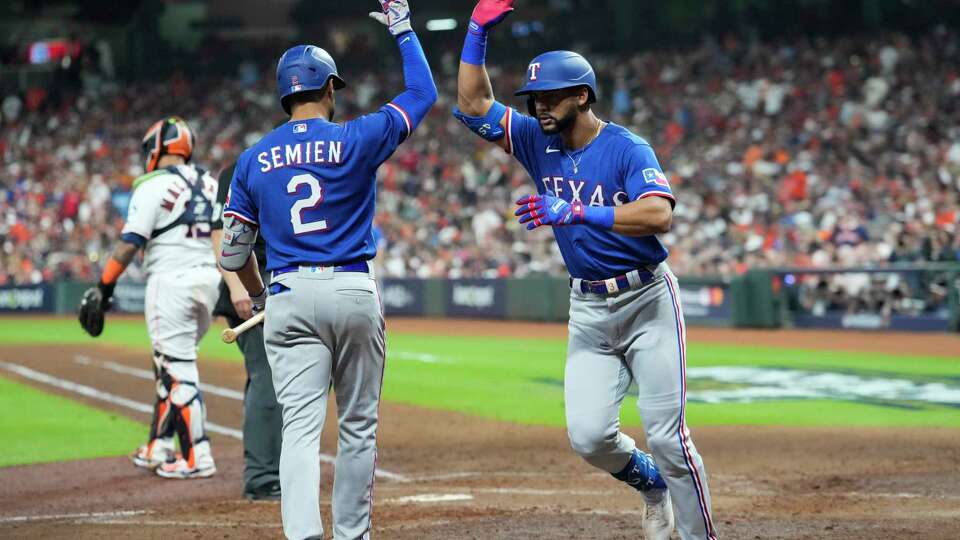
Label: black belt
xmin=271 ymin=261 xmax=370 ymax=280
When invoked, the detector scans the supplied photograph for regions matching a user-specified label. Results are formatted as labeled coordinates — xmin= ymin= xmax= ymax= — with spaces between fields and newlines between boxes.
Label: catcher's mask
xmin=141 ymin=116 xmax=194 ymax=172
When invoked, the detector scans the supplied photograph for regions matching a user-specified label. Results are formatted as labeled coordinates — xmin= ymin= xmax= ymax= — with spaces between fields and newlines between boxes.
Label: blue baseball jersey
xmin=505 ymin=107 xmax=675 ymax=280
xmin=223 ymin=105 xmax=414 ymax=271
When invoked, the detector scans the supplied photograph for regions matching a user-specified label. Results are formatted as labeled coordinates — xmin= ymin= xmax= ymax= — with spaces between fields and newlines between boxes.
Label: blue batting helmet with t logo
xmin=276 ymin=45 xmax=346 ymax=114
xmin=514 ymin=50 xmax=598 ymax=103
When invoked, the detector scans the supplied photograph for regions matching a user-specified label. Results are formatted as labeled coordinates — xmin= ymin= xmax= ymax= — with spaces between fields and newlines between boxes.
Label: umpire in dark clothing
xmin=211 ymin=161 xmax=283 ymax=501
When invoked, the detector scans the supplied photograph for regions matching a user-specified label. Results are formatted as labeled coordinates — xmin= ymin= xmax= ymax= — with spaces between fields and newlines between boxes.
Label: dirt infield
xmin=1 ymin=322 xmax=959 ymax=539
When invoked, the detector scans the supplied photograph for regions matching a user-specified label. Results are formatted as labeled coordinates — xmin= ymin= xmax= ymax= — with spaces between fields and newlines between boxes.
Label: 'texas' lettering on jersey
xmin=256 ymin=140 xmax=344 ymax=172
xmin=540 ymin=176 xmax=633 ymax=206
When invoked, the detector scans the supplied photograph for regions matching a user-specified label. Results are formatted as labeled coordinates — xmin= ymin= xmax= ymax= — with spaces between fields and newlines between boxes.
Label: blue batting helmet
xmin=514 ymin=50 xmax=597 ymax=103
xmin=276 ymin=45 xmax=346 ymax=114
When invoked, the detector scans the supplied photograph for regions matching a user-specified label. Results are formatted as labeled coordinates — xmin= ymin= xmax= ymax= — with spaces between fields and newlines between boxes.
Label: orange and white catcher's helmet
xmin=141 ymin=116 xmax=194 ymax=172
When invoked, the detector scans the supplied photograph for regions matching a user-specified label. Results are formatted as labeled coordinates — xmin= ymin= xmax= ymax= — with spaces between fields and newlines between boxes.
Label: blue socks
xmin=612 ymin=449 xmax=666 ymax=492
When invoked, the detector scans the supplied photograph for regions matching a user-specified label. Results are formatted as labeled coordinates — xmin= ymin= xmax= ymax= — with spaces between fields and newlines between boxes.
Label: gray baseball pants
xmin=565 ymin=264 xmax=718 ymax=539
xmin=263 ymin=266 xmax=385 ymax=540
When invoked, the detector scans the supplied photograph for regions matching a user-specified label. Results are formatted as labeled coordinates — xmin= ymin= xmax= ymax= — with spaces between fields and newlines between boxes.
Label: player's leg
xmin=264 ymin=273 xmax=334 ymax=540
xmin=134 ymin=274 xmax=176 ymax=469
xmin=232 ymin=316 xmax=282 ymax=498
xmin=150 ymin=268 xmax=218 ymax=478
xmin=625 ymin=272 xmax=717 ymax=540
xmin=565 ymin=292 xmax=664 ymax=488
xmin=329 ymin=273 xmax=385 ymax=540
xmin=156 ymin=357 xmax=216 ymax=478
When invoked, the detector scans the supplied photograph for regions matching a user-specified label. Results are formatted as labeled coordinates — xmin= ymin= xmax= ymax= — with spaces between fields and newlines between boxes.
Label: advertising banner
xmin=446 ymin=279 xmax=506 ymax=318
xmin=0 ymin=284 xmax=53 ymax=313
xmin=112 ymin=281 xmax=148 ymax=314
xmin=676 ymin=281 xmax=731 ymax=325
xmin=380 ymin=279 xmax=425 ymax=316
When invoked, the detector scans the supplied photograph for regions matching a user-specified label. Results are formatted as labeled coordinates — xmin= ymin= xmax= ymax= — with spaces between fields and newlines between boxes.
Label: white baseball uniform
xmin=122 ymin=163 xmax=221 ymax=472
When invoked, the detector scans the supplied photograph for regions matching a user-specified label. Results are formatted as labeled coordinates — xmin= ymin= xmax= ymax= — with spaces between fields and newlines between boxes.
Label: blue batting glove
xmin=515 ymin=194 xmax=577 ymax=230
xmin=514 ymin=194 xmax=615 ymax=231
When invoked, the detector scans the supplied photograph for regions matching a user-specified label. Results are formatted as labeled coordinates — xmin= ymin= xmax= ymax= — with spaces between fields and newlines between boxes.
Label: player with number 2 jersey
xmin=220 ymin=1 xmax=437 ymax=538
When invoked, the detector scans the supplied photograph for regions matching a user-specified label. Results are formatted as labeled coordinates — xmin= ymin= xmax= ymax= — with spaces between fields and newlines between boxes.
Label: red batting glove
xmin=470 ymin=0 xmax=515 ymax=33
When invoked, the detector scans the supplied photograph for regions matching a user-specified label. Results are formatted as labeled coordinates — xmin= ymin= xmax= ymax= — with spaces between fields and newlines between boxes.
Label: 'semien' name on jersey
xmin=223 ymin=105 xmax=411 ymax=271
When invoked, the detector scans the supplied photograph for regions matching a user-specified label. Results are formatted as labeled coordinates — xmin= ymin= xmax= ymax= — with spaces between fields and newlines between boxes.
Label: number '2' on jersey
xmin=223 ymin=107 xmax=411 ymax=271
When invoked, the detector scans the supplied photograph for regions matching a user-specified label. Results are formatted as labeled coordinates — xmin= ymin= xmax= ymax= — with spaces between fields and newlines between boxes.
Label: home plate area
xmin=1 ymin=340 xmax=958 ymax=539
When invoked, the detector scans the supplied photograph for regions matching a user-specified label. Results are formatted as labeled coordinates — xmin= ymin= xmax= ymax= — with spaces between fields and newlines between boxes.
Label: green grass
xmin=379 ymin=333 xmax=960 ymax=427
xmin=0 ymin=317 xmax=243 ymax=362
xmin=0 ymin=376 xmax=147 ymax=467
xmin=2 ymin=317 xmax=958 ymax=433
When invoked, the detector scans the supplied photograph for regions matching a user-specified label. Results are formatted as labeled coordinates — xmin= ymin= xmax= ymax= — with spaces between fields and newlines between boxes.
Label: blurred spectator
xmin=0 ymin=29 xmax=957 ymax=305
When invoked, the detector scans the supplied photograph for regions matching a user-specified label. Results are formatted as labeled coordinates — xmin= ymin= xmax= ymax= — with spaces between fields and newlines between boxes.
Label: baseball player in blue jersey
xmin=454 ymin=1 xmax=717 ymax=539
xmin=219 ymin=2 xmax=436 ymax=538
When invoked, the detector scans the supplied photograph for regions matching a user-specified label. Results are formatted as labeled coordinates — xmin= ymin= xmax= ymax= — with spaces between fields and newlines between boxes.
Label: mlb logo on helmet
xmin=642 ymin=168 xmax=669 ymax=187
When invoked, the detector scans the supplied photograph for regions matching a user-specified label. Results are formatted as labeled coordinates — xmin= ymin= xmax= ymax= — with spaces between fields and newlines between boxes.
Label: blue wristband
xmin=583 ymin=206 xmax=615 ymax=230
xmin=461 ymin=21 xmax=488 ymax=65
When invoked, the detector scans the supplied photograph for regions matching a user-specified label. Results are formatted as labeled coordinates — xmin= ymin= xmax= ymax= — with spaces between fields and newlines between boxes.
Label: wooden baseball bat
xmin=221 ymin=311 xmax=266 ymax=343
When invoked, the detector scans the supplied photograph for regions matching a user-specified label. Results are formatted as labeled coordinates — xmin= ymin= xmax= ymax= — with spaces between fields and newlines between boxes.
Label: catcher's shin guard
xmin=154 ymin=351 xmax=212 ymax=466
xmin=148 ymin=352 xmax=175 ymax=442
xmin=170 ymin=380 xmax=210 ymax=466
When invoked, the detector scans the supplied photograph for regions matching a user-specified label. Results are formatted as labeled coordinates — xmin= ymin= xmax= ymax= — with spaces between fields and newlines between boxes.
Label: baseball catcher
xmin=80 ymin=116 xmax=221 ymax=480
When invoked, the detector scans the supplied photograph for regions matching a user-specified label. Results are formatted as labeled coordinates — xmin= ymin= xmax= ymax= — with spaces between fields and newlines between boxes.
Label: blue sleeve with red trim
xmin=222 ymin=151 xmax=259 ymax=226
xmin=505 ymin=107 xmax=544 ymax=179
xmin=390 ymin=32 xmax=437 ymax=133
xmin=353 ymin=31 xmax=437 ymax=167
xmin=624 ymin=143 xmax=675 ymax=206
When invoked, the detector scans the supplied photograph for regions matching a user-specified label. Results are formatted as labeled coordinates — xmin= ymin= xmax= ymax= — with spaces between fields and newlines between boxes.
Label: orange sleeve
xmin=100 ymin=258 xmax=128 ymax=285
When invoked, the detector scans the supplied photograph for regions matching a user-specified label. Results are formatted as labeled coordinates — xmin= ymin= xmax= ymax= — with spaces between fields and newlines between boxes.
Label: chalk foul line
xmin=0 ymin=361 xmax=406 ymax=482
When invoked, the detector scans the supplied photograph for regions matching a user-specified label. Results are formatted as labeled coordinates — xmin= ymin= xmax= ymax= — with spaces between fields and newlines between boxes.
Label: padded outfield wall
xmin=2 ymin=264 xmax=958 ymax=332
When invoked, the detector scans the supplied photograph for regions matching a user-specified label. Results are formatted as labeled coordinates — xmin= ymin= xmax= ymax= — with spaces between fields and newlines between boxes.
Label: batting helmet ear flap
xmin=526 ymin=95 xmax=536 ymax=117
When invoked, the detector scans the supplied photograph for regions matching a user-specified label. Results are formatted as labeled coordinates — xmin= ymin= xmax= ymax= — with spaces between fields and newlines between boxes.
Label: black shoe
xmin=243 ymin=480 xmax=281 ymax=501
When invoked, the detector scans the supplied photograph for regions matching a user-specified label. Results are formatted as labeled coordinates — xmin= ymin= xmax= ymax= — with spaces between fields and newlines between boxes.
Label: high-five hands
xmin=470 ymin=0 xmax=515 ymax=33
xmin=370 ymin=0 xmax=413 ymax=36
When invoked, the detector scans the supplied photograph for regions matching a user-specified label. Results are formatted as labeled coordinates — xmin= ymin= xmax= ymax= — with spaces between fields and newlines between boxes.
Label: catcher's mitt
xmin=78 ymin=283 xmax=113 ymax=337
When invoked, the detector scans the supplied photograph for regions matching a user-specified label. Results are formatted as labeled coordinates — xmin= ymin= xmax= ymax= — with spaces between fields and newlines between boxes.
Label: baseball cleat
xmin=642 ymin=489 xmax=675 ymax=540
xmin=155 ymin=457 xmax=217 ymax=479
xmin=130 ymin=440 xmax=176 ymax=470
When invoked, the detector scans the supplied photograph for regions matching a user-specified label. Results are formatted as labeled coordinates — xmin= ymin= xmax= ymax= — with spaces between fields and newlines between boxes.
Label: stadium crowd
xmin=1 ymin=29 xmax=958 ymax=313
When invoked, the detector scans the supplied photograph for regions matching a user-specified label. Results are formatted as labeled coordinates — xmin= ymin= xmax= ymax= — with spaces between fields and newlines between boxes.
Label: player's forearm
xmin=391 ymin=32 xmax=437 ymax=129
xmin=612 ymin=198 xmax=673 ymax=237
xmin=457 ymin=62 xmax=495 ymax=116
xmin=235 ymin=254 xmax=265 ymax=296
xmin=211 ymin=229 xmax=248 ymax=294
xmin=110 ymin=241 xmax=140 ymax=267
xmin=97 ymin=240 xmax=140 ymax=296
xmin=456 ymin=7 xmax=497 ymax=116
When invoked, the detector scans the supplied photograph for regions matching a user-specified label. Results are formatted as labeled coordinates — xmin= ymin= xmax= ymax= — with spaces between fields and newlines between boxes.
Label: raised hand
xmin=369 ymin=0 xmax=413 ymax=36
xmin=470 ymin=0 xmax=515 ymax=33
